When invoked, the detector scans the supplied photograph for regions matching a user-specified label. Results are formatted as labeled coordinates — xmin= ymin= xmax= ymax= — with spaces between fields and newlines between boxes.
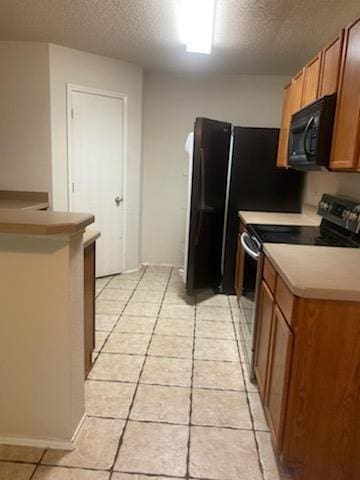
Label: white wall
xmin=0 ymin=42 xmax=52 ymax=193
xmin=141 ymin=72 xmax=290 ymax=266
xmin=305 ymin=171 xmax=360 ymax=206
xmin=49 ymin=44 xmax=143 ymax=271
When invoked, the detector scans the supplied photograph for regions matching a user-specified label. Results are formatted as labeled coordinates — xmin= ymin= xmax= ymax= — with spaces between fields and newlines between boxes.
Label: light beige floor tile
xmin=96 ymin=300 xmax=125 ymax=316
xmin=123 ymin=302 xmax=160 ymax=317
xmin=147 ymin=265 xmax=172 ymax=273
xmin=107 ymin=277 xmax=138 ymax=290
xmin=33 ymin=466 xmax=110 ymax=479
xmin=196 ymin=306 xmax=232 ymax=322
xmin=95 ymin=314 xmax=119 ymax=332
xmin=85 ymin=380 xmax=136 ymax=418
xmin=195 ymin=321 xmax=235 ymax=339
xmin=88 ymin=353 xmax=144 ymax=382
xmin=112 ymin=474 xmax=182 ymax=480
xmin=193 ymin=360 xmax=245 ymax=390
xmin=249 ymin=392 xmax=269 ymax=431
xmin=148 ymin=335 xmax=193 ymax=359
xmin=98 ymin=289 xmax=133 ymax=302
xmin=140 ymin=357 xmax=192 ymax=387
xmin=96 ymin=276 xmax=112 ymax=289
xmin=192 ymin=389 xmax=252 ymax=429
xmin=114 ymin=421 xmax=188 ymax=476
xmin=160 ymin=304 xmax=195 ymax=320
xmin=130 ymin=290 xmax=164 ymax=303
xmin=142 ymin=272 xmax=169 ymax=282
xmin=96 ymin=289 xmax=102 ymax=297
xmin=194 ymin=338 xmax=239 ymax=362
xmin=190 ymin=426 xmax=262 ymax=480
xmin=196 ymin=294 xmax=230 ymax=307
xmin=103 ymin=332 xmax=151 ymax=355
xmin=0 ymin=462 xmax=35 ymax=480
xmin=163 ymin=292 xmax=195 ymax=305
xmin=166 ymin=283 xmax=187 ymax=294
xmin=95 ymin=331 xmax=109 ymax=352
xmin=256 ymin=431 xmax=284 ymax=480
xmin=228 ymin=295 xmax=239 ymax=308
xmin=42 ymin=417 xmax=124 ymax=470
xmin=130 ymin=384 xmax=190 ymax=424
xmin=155 ymin=318 xmax=194 ymax=337
xmin=115 ymin=269 xmax=144 ymax=280
xmin=0 ymin=445 xmax=44 ymax=462
xmin=114 ymin=316 xmax=156 ymax=334
xmin=136 ymin=281 xmax=167 ymax=292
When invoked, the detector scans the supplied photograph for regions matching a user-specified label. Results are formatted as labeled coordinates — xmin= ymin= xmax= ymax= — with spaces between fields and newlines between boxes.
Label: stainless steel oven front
xmin=238 ymin=231 xmax=264 ymax=380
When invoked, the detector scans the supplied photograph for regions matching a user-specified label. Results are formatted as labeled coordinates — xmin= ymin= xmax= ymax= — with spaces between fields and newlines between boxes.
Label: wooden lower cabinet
xmin=255 ymin=255 xmax=360 ymax=480
xmin=254 ymin=281 xmax=274 ymax=398
xmin=84 ymin=242 xmax=96 ymax=378
xmin=265 ymin=305 xmax=293 ymax=454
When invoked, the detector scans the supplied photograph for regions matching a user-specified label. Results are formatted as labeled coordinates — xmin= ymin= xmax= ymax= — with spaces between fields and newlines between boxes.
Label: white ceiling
xmin=0 ymin=0 xmax=359 ymax=75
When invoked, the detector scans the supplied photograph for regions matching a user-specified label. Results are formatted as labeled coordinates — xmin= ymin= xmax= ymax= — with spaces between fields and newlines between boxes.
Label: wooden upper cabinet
xmin=276 ymin=82 xmax=292 ymax=168
xmin=319 ymin=31 xmax=344 ymax=96
xmin=302 ymin=53 xmax=322 ymax=107
xmin=291 ymin=68 xmax=305 ymax=113
xmin=330 ymin=18 xmax=360 ymax=171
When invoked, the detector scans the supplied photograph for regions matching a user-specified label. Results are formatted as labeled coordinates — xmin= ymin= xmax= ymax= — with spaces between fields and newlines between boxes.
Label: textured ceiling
xmin=0 ymin=0 xmax=359 ymax=74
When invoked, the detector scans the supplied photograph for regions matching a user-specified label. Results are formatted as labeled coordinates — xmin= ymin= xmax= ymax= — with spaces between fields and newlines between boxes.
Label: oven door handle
xmin=241 ymin=232 xmax=261 ymax=260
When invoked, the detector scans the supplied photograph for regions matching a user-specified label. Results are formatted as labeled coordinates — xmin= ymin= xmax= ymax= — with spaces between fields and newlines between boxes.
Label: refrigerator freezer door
xmin=186 ymin=118 xmax=232 ymax=295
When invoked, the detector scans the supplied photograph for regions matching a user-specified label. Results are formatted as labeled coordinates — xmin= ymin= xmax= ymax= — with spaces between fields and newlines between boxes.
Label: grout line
xmin=185 ymin=289 xmax=197 ymax=480
xmin=108 ymin=266 xmax=174 ymax=473
xmin=227 ymin=296 xmax=266 ymax=480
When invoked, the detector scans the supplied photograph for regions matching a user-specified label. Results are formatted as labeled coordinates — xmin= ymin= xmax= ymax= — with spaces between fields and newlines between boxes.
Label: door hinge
xmin=71 ymin=108 xmax=74 ymax=119
xmin=72 ymin=182 xmax=75 ymax=193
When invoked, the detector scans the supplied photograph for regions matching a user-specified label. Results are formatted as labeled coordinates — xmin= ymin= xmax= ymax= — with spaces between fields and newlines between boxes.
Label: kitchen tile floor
xmin=0 ymin=266 xmax=291 ymax=480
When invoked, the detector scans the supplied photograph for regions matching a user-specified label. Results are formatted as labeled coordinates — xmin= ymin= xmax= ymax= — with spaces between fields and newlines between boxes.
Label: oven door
xmin=238 ymin=232 xmax=262 ymax=369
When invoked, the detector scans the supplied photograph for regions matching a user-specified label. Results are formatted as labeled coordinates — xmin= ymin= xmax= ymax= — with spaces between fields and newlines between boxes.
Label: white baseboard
xmin=0 ymin=414 xmax=87 ymax=451
xmin=141 ymin=262 xmax=182 ymax=268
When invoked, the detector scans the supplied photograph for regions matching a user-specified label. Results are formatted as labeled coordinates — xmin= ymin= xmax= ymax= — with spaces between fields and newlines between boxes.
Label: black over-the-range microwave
xmin=288 ymin=94 xmax=337 ymax=171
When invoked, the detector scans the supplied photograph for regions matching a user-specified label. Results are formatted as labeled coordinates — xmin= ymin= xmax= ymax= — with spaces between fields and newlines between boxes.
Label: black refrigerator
xmin=185 ymin=118 xmax=304 ymax=296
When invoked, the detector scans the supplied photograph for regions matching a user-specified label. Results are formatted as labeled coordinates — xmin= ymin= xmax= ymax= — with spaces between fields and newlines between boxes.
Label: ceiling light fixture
xmin=179 ymin=0 xmax=216 ymax=55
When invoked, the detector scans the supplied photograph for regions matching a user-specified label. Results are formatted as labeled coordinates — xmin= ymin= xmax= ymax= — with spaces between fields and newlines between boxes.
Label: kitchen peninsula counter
xmin=0 ymin=208 xmax=94 ymax=450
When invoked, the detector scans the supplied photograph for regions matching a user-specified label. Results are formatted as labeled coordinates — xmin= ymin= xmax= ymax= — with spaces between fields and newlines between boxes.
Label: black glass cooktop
xmin=247 ymin=222 xmax=360 ymax=248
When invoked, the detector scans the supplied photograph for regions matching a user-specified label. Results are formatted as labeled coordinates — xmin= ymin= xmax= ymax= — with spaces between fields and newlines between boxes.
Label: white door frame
xmin=66 ymin=83 xmax=128 ymax=273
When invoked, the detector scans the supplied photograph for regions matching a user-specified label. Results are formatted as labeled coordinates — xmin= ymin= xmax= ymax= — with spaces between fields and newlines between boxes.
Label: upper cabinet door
xmin=291 ymin=69 xmax=305 ymax=114
xmin=319 ymin=31 xmax=344 ymax=97
xmin=276 ymin=82 xmax=292 ymax=168
xmin=302 ymin=53 xmax=322 ymax=107
xmin=330 ymin=18 xmax=360 ymax=171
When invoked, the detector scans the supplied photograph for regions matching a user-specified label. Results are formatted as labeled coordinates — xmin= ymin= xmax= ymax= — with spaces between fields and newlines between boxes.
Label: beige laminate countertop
xmin=0 ymin=191 xmax=49 ymax=211
xmin=239 ymin=204 xmax=320 ymax=226
xmin=264 ymin=243 xmax=360 ymax=302
xmin=0 ymin=209 xmax=94 ymax=235
xmin=83 ymin=229 xmax=101 ymax=248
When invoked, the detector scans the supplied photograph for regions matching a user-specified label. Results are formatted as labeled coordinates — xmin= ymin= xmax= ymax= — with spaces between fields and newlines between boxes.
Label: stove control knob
xmin=349 ymin=211 xmax=359 ymax=222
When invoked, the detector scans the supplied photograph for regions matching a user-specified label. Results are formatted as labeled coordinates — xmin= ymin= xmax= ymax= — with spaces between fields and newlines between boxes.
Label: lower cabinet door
xmin=254 ymin=281 xmax=275 ymax=398
xmin=265 ymin=305 xmax=294 ymax=453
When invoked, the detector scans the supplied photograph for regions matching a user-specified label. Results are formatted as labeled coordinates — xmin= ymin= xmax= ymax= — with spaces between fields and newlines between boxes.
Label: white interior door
xmin=70 ymin=89 xmax=124 ymax=277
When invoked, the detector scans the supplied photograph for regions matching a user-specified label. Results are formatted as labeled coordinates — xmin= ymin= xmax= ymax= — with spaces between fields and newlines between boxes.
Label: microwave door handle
xmin=241 ymin=233 xmax=260 ymax=260
xmin=303 ymin=116 xmax=314 ymax=160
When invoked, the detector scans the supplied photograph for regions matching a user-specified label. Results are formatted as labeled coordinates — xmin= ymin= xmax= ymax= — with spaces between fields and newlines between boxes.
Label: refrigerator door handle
xmin=241 ymin=233 xmax=261 ymax=260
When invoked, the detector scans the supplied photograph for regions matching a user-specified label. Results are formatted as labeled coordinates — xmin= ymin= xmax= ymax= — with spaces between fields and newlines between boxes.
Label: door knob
xmin=114 ymin=196 xmax=123 ymax=206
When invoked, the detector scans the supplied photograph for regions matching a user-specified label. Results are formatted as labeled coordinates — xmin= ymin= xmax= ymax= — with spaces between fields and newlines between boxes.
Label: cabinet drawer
xmin=263 ymin=257 xmax=277 ymax=293
xmin=275 ymin=276 xmax=294 ymax=326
